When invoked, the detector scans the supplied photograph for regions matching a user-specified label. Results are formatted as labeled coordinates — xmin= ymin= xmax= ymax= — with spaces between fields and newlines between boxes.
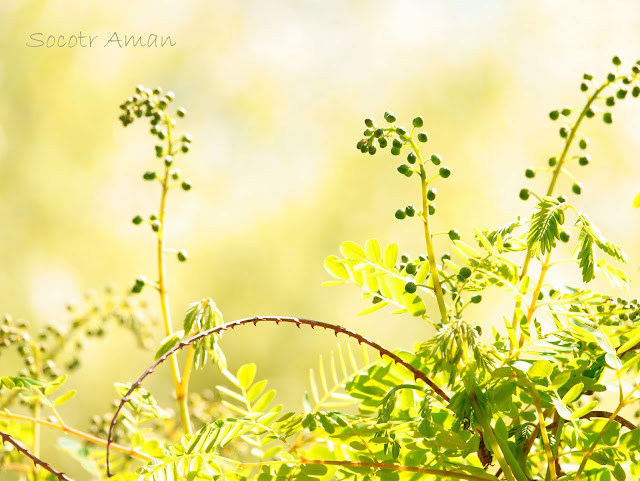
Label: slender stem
xmin=409 ymin=138 xmax=448 ymax=325
xmin=158 ymin=112 xmax=191 ymax=434
xmin=533 ymin=397 xmax=556 ymax=480
xmin=179 ymin=345 xmax=196 ymax=406
xmin=519 ymin=251 xmax=552 ymax=350
xmin=512 ymin=79 xmax=615 ymax=352
xmin=469 ymin=392 xmax=523 ymax=481
xmin=572 ymin=384 xmax=640 ymax=481
xmin=0 ymin=410 xmax=153 ymax=462
xmin=0 ymin=429 xmax=72 ymax=481
xmin=31 ymin=338 xmax=42 ymax=479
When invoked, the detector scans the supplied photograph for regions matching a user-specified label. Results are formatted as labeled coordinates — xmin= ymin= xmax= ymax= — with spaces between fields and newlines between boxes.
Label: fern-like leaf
xmin=575 ymin=213 xmax=628 ymax=283
xmin=527 ymin=198 xmax=567 ymax=257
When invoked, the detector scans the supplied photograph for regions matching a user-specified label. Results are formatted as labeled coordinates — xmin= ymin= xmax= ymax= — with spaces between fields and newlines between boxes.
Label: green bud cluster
xmin=525 ymin=56 xmax=640 ymax=202
xmin=356 ymin=113 xmax=453 ymax=222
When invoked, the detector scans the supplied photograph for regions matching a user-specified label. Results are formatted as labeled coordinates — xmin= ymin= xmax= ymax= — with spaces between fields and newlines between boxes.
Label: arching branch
xmin=0 ymin=429 xmax=73 ymax=481
xmin=106 ymin=315 xmax=449 ymax=476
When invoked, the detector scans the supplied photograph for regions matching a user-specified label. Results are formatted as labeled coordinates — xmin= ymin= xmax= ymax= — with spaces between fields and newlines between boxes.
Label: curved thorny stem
xmin=105 ymin=316 xmax=449 ymax=476
xmin=0 ymin=429 xmax=73 ymax=481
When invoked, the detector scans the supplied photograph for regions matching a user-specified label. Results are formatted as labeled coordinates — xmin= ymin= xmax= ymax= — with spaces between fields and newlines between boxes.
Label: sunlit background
xmin=2 ymin=0 xmax=640 ymax=476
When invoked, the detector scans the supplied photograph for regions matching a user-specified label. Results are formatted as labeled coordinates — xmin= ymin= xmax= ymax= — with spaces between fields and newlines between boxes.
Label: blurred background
xmin=1 ymin=0 xmax=640 ymax=475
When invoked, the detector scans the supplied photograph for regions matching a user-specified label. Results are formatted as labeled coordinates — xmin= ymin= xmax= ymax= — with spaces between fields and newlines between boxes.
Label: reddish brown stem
xmin=0 ymin=429 xmax=72 ymax=481
xmin=106 ymin=316 xmax=449 ymax=476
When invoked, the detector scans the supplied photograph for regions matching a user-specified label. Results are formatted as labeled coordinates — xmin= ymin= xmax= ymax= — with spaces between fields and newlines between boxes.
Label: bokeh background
xmin=1 ymin=0 xmax=640 ymax=475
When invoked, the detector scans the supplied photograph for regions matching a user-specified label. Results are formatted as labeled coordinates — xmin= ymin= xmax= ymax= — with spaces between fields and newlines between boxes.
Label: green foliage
xmin=4 ymin=59 xmax=640 ymax=481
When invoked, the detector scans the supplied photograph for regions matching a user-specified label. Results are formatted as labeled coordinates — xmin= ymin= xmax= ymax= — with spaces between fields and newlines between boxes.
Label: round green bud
xmin=392 ymin=138 xmax=403 ymax=148
xmin=157 ymin=130 xmax=166 ymax=140
xmin=548 ymin=156 xmax=557 ymax=167
xmin=607 ymin=72 xmax=616 ymax=82
xmin=164 ymin=155 xmax=173 ymax=166
xmin=365 ymin=118 xmax=374 ymax=128
xmin=395 ymin=126 xmax=407 ymax=136
xmin=580 ymin=82 xmax=589 ymax=92
xmin=557 ymin=195 xmax=567 ymax=203
xmin=417 ymin=132 xmax=428 ymax=143
xmin=441 ymin=253 xmax=451 ymax=261
xmin=143 ymin=171 xmax=156 ymax=181
xmin=181 ymin=180 xmax=192 ymax=191
xmin=151 ymin=221 xmax=160 ymax=232
xmin=171 ymin=169 xmax=181 ymax=180
xmin=374 ymin=128 xmax=384 ymax=138
xmin=559 ymin=126 xmax=569 ymax=138
xmin=583 ymin=72 xmax=594 ymax=81
xmin=181 ymin=144 xmax=190 ymax=153
xmin=379 ymin=137 xmax=388 ymax=148
xmin=572 ymin=182 xmax=583 ymax=195
xmin=177 ymin=250 xmax=188 ymax=262
xmin=182 ymin=134 xmax=193 ymax=143
xmin=579 ymin=138 xmax=588 ymax=150
xmin=448 ymin=229 xmax=461 ymax=241
xmin=561 ymin=107 xmax=572 ymax=116
xmin=176 ymin=107 xmax=187 ymax=118
xmin=150 ymin=213 xmax=158 ymax=220
xmin=368 ymin=145 xmax=377 ymax=155
xmin=427 ymin=188 xmax=437 ymax=201
xmin=401 ymin=254 xmax=410 ymax=263
xmin=603 ymin=112 xmax=613 ymax=124
xmin=430 ymin=153 xmax=442 ymax=165
xmin=549 ymin=110 xmax=560 ymax=121
xmin=470 ymin=295 xmax=482 ymax=304
xmin=404 ymin=169 xmax=414 ymax=178
xmin=428 ymin=204 xmax=436 ymax=215
xmin=412 ymin=116 xmax=424 ymax=128
xmin=395 ymin=209 xmax=406 ymax=220
xmin=405 ymin=204 xmax=416 ymax=217
xmin=578 ymin=155 xmax=590 ymax=166
xmin=132 ymin=215 xmax=143 ymax=225
xmin=617 ymin=89 xmax=628 ymax=99
xmin=585 ymin=108 xmax=595 ymax=118
xmin=606 ymin=96 xmax=615 ymax=107
xmin=559 ymin=231 xmax=571 ymax=243
xmin=397 ymin=164 xmax=410 ymax=175
xmin=360 ymin=143 xmax=368 ymax=153
xmin=384 ymin=111 xmax=397 ymax=123
xmin=155 ymin=145 xmax=163 ymax=158
xmin=405 ymin=263 xmax=417 ymax=275
xmin=404 ymin=282 xmax=417 ymax=294
xmin=391 ymin=147 xmax=401 ymax=156
xmin=364 ymin=128 xmax=373 ymax=136
xmin=632 ymin=86 xmax=640 ymax=98
xmin=525 ymin=168 xmax=535 ymax=178
xmin=459 ymin=267 xmax=472 ymax=280
xmin=612 ymin=55 xmax=622 ymax=66
xmin=407 ymin=152 xmax=417 ymax=164
xmin=439 ymin=166 xmax=451 ymax=178
xmin=519 ymin=188 xmax=530 ymax=201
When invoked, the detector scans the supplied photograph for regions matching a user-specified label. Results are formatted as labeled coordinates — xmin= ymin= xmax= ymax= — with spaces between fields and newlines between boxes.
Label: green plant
xmin=3 ymin=57 xmax=640 ymax=481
